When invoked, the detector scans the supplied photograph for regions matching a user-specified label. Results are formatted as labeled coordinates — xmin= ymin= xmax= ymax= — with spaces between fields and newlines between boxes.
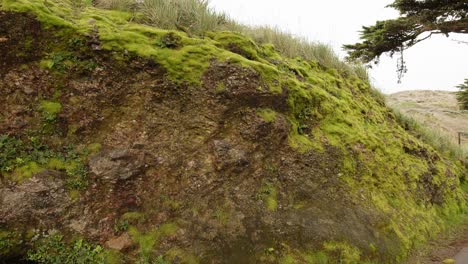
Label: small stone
xmin=105 ymin=233 xmax=132 ymax=251
xmin=23 ymin=87 xmax=34 ymax=95
xmin=109 ymin=149 xmax=129 ymax=160
xmin=69 ymin=219 xmax=86 ymax=233
xmin=132 ymin=142 xmax=145 ymax=149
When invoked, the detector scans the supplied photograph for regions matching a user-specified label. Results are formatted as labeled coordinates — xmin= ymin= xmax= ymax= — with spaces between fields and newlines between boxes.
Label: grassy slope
xmin=0 ymin=0 xmax=467 ymax=263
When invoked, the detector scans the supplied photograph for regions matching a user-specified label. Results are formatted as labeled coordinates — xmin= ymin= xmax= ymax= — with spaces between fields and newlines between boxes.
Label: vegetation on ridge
xmin=96 ymin=0 xmax=369 ymax=81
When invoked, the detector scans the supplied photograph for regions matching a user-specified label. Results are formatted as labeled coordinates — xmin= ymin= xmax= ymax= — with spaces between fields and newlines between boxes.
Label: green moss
xmin=86 ymin=143 xmax=102 ymax=154
xmin=165 ymin=247 xmax=199 ymax=264
xmin=39 ymin=100 xmax=62 ymax=122
xmin=103 ymin=250 xmax=124 ymax=264
xmin=258 ymin=183 xmax=278 ymax=211
xmin=47 ymin=158 xmax=88 ymax=190
xmin=68 ymin=189 xmax=81 ymax=200
xmin=257 ymin=108 xmax=277 ymax=123
xmin=122 ymin=212 xmax=145 ymax=224
xmin=1 ymin=0 xmax=288 ymax=90
xmin=279 ymin=254 xmax=296 ymax=264
xmin=0 ymin=135 xmax=89 ymax=189
xmin=214 ymin=206 xmax=231 ymax=226
xmin=303 ymin=251 xmax=329 ymax=264
xmin=207 ymin=31 xmax=261 ymax=61
xmin=215 ymin=82 xmax=226 ymax=93
xmin=2 ymin=0 xmax=76 ymax=28
xmin=10 ymin=161 xmax=44 ymax=183
xmin=129 ymin=223 xmax=178 ymax=260
xmin=323 ymin=241 xmax=361 ymax=264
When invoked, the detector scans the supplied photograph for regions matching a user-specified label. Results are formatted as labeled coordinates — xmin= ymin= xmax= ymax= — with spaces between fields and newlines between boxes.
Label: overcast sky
xmin=209 ymin=0 xmax=468 ymax=94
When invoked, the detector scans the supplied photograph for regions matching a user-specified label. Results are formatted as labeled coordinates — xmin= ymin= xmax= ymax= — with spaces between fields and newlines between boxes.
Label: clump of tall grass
xmin=393 ymin=109 xmax=468 ymax=162
xmin=231 ymin=25 xmax=369 ymax=79
xmin=95 ymin=0 xmax=135 ymax=11
xmin=139 ymin=0 xmax=228 ymax=34
xmin=94 ymin=0 xmax=370 ymax=81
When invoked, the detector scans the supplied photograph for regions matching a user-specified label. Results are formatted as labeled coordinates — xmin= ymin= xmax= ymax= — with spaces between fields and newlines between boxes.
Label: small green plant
xmin=0 ymin=135 xmax=22 ymax=172
xmin=257 ymin=183 xmax=278 ymax=211
xmin=0 ymin=231 xmax=21 ymax=256
xmin=257 ymin=108 xmax=277 ymax=123
xmin=114 ymin=219 xmax=130 ymax=234
xmin=304 ymin=251 xmax=330 ymax=264
xmin=40 ymin=52 xmax=75 ymax=72
xmin=39 ymin=100 xmax=62 ymax=123
xmin=323 ymin=241 xmax=361 ymax=264
xmin=129 ymin=223 xmax=178 ymax=261
xmin=154 ymin=255 xmax=171 ymax=264
xmin=0 ymin=135 xmax=90 ymax=188
xmin=27 ymin=235 xmax=104 ymax=264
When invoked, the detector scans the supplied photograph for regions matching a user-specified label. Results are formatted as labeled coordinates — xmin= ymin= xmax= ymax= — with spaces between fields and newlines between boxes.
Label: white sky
xmin=209 ymin=0 xmax=468 ymax=94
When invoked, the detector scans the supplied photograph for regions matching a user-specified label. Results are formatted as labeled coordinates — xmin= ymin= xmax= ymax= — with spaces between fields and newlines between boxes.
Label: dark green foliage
xmin=27 ymin=235 xmax=104 ymax=264
xmin=344 ymin=0 xmax=468 ymax=63
xmin=0 ymin=135 xmax=22 ymax=172
xmin=457 ymin=79 xmax=468 ymax=110
xmin=160 ymin=32 xmax=182 ymax=48
xmin=0 ymin=135 xmax=89 ymax=189
xmin=0 ymin=231 xmax=22 ymax=256
xmin=113 ymin=219 xmax=130 ymax=234
xmin=154 ymin=255 xmax=171 ymax=264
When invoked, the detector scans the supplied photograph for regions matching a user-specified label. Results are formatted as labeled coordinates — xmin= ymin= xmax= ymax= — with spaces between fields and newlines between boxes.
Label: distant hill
xmin=388 ymin=90 xmax=468 ymax=146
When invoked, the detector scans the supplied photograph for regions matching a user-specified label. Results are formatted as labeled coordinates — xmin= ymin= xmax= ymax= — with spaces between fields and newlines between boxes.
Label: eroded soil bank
xmin=0 ymin=3 xmax=467 ymax=263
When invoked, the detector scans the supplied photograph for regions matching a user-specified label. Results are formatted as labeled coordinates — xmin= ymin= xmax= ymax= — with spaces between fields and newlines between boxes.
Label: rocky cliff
xmin=0 ymin=1 xmax=466 ymax=263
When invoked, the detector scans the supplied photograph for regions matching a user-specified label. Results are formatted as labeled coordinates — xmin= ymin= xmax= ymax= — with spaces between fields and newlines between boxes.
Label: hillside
xmin=388 ymin=90 xmax=468 ymax=147
xmin=0 ymin=1 xmax=467 ymax=264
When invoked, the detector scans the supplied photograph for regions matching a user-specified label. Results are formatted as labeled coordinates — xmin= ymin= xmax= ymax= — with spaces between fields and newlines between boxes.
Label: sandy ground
xmin=387 ymin=90 xmax=468 ymax=147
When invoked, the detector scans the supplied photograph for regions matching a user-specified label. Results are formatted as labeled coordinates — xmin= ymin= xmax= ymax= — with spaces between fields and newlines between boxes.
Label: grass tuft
xmin=393 ymin=109 xmax=468 ymax=162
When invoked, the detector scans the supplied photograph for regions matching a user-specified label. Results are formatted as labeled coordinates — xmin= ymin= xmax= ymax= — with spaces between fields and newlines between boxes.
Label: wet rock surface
xmin=89 ymin=148 xmax=146 ymax=182
xmin=0 ymin=170 xmax=70 ymax=225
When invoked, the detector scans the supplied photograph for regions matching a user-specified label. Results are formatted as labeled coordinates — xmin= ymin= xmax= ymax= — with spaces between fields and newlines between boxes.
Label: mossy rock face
xmin=0 ymin=2 xmax=466 ymax=263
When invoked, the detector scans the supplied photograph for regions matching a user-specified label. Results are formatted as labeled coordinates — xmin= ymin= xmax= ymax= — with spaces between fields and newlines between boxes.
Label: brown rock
xmin=88 ymin=148 xmax=144 ymax=181
xmin=105 ymin=233 xmax=133 ymax=251
xmin=0 ymin=170 xmax=70 ymax=225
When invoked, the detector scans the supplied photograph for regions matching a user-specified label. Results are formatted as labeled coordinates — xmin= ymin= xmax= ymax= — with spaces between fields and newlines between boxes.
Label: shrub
xmin=457 ymin=79 xmax=468 ymax=110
